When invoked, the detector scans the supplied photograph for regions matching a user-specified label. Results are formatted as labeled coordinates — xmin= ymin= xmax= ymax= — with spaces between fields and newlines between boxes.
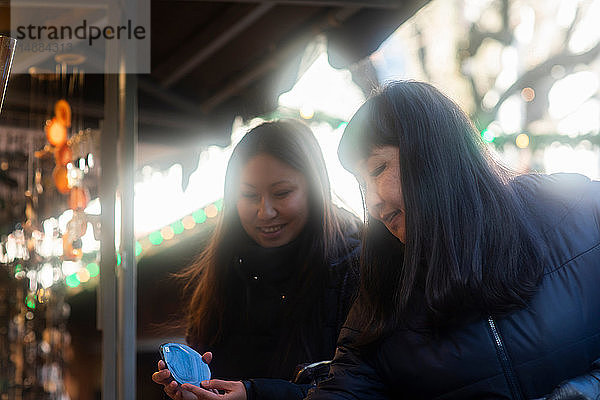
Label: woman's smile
xmin=256 ymin=224 xmax=287 ymax=239
xmin=237 ymin=154 xmax=309 ymax=247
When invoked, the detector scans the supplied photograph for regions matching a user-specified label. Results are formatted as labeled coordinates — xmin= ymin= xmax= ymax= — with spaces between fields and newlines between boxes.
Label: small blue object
xmin=160 ymin=343 xmax=211 ymax=386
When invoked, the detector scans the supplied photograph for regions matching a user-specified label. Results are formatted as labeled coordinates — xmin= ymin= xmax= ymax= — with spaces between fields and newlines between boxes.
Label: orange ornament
xmin=54 ymin=99 xmax=72 ymax=128
xmin=52 ymin=166 xmax=71 ymax=194
xmin=68 ymin=187 xmax=90 ymax=210
xmin=45 ymin=118 xmax=67 ymax=147
xmin=54 ymin=144 xmax=72 ymax=166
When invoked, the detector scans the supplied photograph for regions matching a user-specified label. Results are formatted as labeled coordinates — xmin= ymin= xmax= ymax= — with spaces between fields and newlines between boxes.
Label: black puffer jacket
xmin=199 ymin=208 xmax=361 ymax=399
xmin=307 ymin=173 xmax=600 ymax=400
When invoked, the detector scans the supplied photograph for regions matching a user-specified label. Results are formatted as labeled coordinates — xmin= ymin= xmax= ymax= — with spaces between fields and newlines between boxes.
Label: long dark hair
xmin=338 ymin=81 xmax=546 ymax=343
xmin=182 ymin=119 xmax=356 ymax=358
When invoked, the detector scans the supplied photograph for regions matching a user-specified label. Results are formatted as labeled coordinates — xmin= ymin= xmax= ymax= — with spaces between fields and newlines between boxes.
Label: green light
xmin=337 ymin=121 xmax=348 ymax=131
xmin=135 ymin=241 xmax=143 ymax=257
xmin=192 ymin=209 xmax=207 ymax=224
xmin=26 ymin=295 xmax=35 ymax=309
xmin=15 ymin=263 xmax=22 ymax=273
xmin=66 ymin=273 xmax=80 ymax=288
xmin=214 ymin=199 xmax=223 ymax=211
xmin=149 ymin=231 xmax=163 ymax=245
xmin=481 ymin=129 xmax=495 ymax=143
xmin=116 ymin=253 xmax=121 ymax=266
xmin=171 ymin=220 xmax=185 ymax=235
xmin=86 ymin=262 xmax=100 ymax=277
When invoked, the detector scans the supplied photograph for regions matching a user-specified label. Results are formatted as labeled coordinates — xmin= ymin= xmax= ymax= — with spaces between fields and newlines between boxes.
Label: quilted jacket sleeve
xmin=305 ymin=327 xmax=389 ymax=400
xmin=242 ymin=379 xmax=311 ymax=400
xmin=536 ymin=358 xmax=600 ymax=400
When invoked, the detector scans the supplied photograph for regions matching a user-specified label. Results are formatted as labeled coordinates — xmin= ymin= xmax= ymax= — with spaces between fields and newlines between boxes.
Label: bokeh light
xmin=161 ymin=226 xmax=175 ymax=241
xmin=192 ymin=209 xmax=207 ymax=224
xmin=520 ymin=87 xmax=535 ymax=102
xmin=76 ymin=268 xmax=90 ymax=283
xmin=205 ymin=204 xmax=218 ymax=218
xmin=86 ymin=262 xmax=100 ymax=277
xmin=171 ymin=220 xmax=185 ymax=235
xmin=182 ymin=215 xmax=196 ymax=230
xmin=516 ymin=133 xmax=530 ymax=149
xmin=135 ymin=242 xmax=143 ymax=257
xmin=149 ymin=231 xmax=163 ymax=246
xmin=299 ymin=104 xmax=315 ymax=119
xmin=66 ymin=273 xmax=80 ymax=288
xmin=481 ymin=129 xmax=496 ymax=143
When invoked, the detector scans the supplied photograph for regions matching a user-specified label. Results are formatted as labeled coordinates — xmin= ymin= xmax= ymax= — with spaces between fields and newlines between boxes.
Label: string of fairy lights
xmin=60 ymin=198 xmax=223 ymax=290
xmin=1 ymin=198 xmax=224 ymax=315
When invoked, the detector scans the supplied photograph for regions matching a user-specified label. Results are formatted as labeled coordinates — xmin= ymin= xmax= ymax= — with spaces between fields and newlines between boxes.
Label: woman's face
xmin=356 ymin=145 xmax=406 ymax=243
xmin=236 ymin=153 xmax=310 ymax=248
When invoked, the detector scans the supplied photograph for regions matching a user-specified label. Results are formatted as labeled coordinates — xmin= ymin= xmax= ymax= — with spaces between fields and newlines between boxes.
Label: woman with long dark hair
xmin=152 ymin=119 xmax=361 ymax=399
xmin=307 ymin=81 xmax=600 ymax=399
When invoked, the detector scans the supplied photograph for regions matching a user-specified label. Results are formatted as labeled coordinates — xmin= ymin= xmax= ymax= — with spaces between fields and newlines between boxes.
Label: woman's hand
xmin=152 ymin=352 xmax=215 ymax=400
xmin=180 ymin=380 xmax=247 ymax=400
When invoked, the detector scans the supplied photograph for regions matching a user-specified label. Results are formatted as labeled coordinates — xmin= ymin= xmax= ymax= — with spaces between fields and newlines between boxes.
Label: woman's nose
xmin=365 ymin=187 xmax=383 ymax=219
xmin=257 ymin=196 xmax=277 ymax=219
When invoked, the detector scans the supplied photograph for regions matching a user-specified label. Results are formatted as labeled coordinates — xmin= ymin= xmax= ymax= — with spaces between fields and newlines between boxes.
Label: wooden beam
xmin=158 ymin=3 xmax=275 ymax=88
xmin=200 ymin=6 xmax=359 ymax=112
xmin=178 ymin=0 xmax=402 ymax=9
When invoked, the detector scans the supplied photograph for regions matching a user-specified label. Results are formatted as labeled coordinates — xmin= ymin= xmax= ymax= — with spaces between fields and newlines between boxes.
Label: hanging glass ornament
xmin=68 ymin=186 xmax=89 ymax=210
xmin=66 ymin=211 xmax=87 ymax=241
xmin=62 ymin=232 xmax=82 ymax=261
xmin=52 ymin=166 xmax=70 ymax=194
xmin=54 ymin=144 xmax=72 ymax=166
xmin=54 ymin=99 xmax=72 ymax=128
xmin=45 ymin=118 xmax=67 ymax=147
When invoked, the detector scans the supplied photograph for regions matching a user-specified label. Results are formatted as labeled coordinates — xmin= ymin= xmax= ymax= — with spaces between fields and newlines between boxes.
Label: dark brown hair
xmin=339 ymin=81 xmax=546 ymax=343
xmin=181 ymin=119 xmax=357 ymax=359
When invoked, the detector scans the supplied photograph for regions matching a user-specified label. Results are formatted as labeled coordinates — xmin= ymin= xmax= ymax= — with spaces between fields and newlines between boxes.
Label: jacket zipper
xmin=487 ymin=316 xmax=524 ymax=400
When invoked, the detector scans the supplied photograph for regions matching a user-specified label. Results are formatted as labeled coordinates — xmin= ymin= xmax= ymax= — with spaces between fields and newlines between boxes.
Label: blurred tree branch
xmin=459 ymin=0 xmax=600 ymax=130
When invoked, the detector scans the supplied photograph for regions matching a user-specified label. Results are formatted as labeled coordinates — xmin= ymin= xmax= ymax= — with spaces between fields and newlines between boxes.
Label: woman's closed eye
xmin=241 ymin=192 xmax=258 ymax=199
xmin=274 ymin=190 xmax=292 ymax=198
xmin=369 ymin=163 xmax=386 ymax=177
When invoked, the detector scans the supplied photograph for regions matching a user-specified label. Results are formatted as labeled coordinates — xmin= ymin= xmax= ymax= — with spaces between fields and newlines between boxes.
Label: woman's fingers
xmin=202 ymin=351 xmax=213 ymax=365
xmin=198 ymin=380 xmax=246 ymax=399
xmin=179 ymin=383 xmax=220 ymax=399
xmin=158 ymin=359 xmax=166 ymax=370
xmin=152 ymin=367 xmax=171 ymax=384
xmin=163 ymin=381 xmax=180 ymax=399
xmin=201 ymin=379 xmax=238 ymax=391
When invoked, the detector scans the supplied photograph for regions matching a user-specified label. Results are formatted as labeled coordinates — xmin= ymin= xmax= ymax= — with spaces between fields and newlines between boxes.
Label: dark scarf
xmin=209 ymin=231 xmax=314 ymax=380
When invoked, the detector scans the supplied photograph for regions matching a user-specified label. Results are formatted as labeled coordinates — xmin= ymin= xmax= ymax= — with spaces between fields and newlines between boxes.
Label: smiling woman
xmin=236 ymin=154 xmax=309 ymax=248
xmin=356 ymin=146 xmax=405 ymax=243
xmin=152 ymin=119 xmax=362 ymax=400
xmin=307 ymin=80 xmax=600 ymax=400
